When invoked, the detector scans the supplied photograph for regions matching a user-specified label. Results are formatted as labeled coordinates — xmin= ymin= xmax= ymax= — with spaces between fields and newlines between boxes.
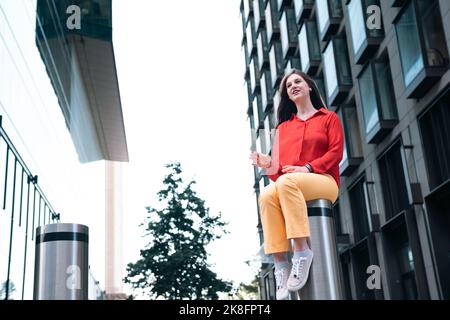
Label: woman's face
xmin=286 ymin=73 xmax=311 ymax=102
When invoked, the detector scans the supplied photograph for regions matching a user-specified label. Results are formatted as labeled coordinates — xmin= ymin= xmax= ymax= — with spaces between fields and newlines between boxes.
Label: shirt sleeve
xmin=309 ymin=113 xmax=344 ymax=174
xmin=265 ymin=127 xmax=281 ymax=182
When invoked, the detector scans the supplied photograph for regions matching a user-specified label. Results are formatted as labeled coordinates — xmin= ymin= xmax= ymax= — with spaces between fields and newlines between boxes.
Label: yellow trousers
xmin=258 ymin=173 xmax=339 ymax=254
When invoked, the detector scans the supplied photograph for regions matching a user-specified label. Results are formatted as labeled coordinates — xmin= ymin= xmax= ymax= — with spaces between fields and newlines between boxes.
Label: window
xmin=263 ymin=274 xmax=272 ymax=299
xmin=242 ymin=44 xmax=249 ymax=80
xmin=419 ymin=89 xmax=450 ymax=191
xmin=254 ymin=0 xmax=265 ymax=30
xmin=352 ymin=240 xmax=376 ymax=299
xmin=279 ymin=8 xmax=298 ymax=59
xmin=339 ymin=105 xmax=363 ymax=176
xmin=397 ymin=243 xmax=418 ymax=299
xmin=272 ymin=90 xmax=281 ymax=127
xmin=316 ymin=0 xmax=343 ymax=40
xmin=269 ymin=41 xmax=284 ymax=89
xmin=277 ymin=0 xmax=290 ymax=12
xmin=249 ymin=58 xmax=261 ymax=95
xmin=246 ymin=80 xmax=253 ymax=114
xmin=357 ymin=58 xmax=398 ymax=143
xmin=381 ymin=214 xmax=421 ymax=299
xmin=347 ymin=0 xmax=384 ymax=64
xmin=333 ymin=201 xmax=343 ymax=236
xmin=299 ymin=20 xmax=321 ymax=74
xmin=294 ymin=0 xmax=314 ymax=23
xmin=323 ymin=38 xmax=352 ymax=105
xmin=252 ymin=95 xmax=264 ymax=130
xmin=256 ymin=135 xmax=262 ymax=155
xmin=391 ymin=0 xmax=408 ymax=6
xmin=394 ymin=0 xmax=449 ymax=98
xmin=313 ymin=76 xmax=328 ymax=107
xmin=260 ymin=71 xmax=274 ymax=113
xmin=349 ymin=178 xmax=370 ymax=242
xmin=243 ymin=0 xmax=253 ymax=26
xmin=246 ymin=18 xmax=257 ymax=58
xmin=265 ymin=0 xmax=280 ymax=43
xmin=425 ymin=180 xmax=450 ymax=299
xmin=378 ymin=140 xmax=410 ymax=221
xmin=257 ymin=116 xmax=270 ymax=155
xmin=263 ymin=116 xmax=273 ymax=154
xmin=340 ymin=252 xmax=354 ymax=299
xmin=240 ymin=5 xmax=247 ymax=39
xmin=257 ymin=29 xmax=270 ymax=71
xmin=37 ymin=0 xmax=113 ymax=41
xmin=287 ymin=56 xmax=301 ymax=72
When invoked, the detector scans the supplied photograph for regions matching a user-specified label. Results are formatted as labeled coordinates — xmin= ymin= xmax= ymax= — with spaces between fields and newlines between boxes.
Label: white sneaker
xmin=274 ymin=266 xmax=290 ymax=300
xmin=287 ymin=250 xmax=314 ymax=292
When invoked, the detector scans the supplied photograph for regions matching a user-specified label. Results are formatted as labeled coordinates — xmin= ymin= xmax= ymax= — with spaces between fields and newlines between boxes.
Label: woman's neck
xmin=295 ymin=99 xmax=316 ymax=116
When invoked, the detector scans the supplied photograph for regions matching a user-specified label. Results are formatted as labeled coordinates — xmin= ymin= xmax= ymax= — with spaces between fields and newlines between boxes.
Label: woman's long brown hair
xmin=276 ymin=69 xmax=327 ymax=127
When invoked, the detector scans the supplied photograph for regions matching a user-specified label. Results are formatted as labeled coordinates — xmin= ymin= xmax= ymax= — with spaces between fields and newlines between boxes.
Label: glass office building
xmin=241 ymin=0 xmax=450 ymax=299
xmin=0 ymin=0 xmax=127 ymax=299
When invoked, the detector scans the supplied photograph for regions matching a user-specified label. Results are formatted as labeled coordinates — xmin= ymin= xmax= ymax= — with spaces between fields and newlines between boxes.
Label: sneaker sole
xmin=287 ymin=253 xmax=314 ymax=292
xmin=277 ymin=292 xmax=289 ymax=300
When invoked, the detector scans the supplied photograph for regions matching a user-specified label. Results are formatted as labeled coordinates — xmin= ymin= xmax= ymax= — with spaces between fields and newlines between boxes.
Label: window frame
xmin=246 ymin=17 xmax=257 ymax=58
xmin=254 ymin=0 xmax=266 ymax=31
xmin=348 ymin=176 xmax=372 ymax=243
xmin=256 ymin=28 xmax=270 ymax=72
xmin=298 ymin=19 xmax=321 ymax=75
xmin=380 ymin=208 xmax=430 ymax=299
xmin=279 ymin=7 xmax=299 ymax=60
xmin=346 ymin=0 xmax=384 ymax=64
xmin=316 ymin=0 xmax=343 ymax=41
xmin=252 ymin=94 xmax=264 ymax=131
xmin=322 ymin=37 xmax=353 ymax=106
xmin=268 ymin=40 xmax=285 ymax=89
xmin=294 ymin=0 xmax=314 ymax=24
xmin=417 ymin=86 xmax=450 ymax=192
xmin=393 ymin=0 xmax=449 ymax=98
xmin=249 ymin=57 xmax=261 ymax=96
xmin=338 ymin=104 xmax=364 ymax=176
xmin=349 ymin=234 xmax=382 ymax=299
xmin=376 ymin=139 xmax=411 ymax=221
xmin=260 ymin=70 xmax=274 ymax=113
xmin=265 ymin=0 xmax=281 ymax=44
xmin=357 ymin=57 xmax=398 ymax=144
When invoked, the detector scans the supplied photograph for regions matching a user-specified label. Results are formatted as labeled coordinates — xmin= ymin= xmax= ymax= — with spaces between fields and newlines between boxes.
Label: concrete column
xmin=105 ymin=161 xmax=127 ymax=300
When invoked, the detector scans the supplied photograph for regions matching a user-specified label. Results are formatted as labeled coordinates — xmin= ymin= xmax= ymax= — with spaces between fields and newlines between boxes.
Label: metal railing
xmin=0 ymin=115 xmax=61 ymax=300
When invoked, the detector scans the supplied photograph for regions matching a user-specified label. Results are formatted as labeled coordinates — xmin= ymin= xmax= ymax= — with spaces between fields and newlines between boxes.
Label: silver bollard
xmin=299 ymin=199 xmax=343 ymax=300
xmin=33 ymin=223 xmax=89 ymax=300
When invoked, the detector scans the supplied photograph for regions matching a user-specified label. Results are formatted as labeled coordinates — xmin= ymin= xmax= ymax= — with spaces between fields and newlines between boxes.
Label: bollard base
xmin=105 ymin=292 xmax=128 ymax=300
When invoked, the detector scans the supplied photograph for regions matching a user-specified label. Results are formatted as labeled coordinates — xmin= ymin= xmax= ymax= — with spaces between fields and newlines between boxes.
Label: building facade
xmin=0 ymin=0 xmax=127 ymax=299
xmin=241 ymin=0 xmax=450 ymax=299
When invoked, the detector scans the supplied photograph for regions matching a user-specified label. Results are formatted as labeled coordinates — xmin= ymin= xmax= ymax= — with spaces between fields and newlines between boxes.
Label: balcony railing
xmin=0 ymin=116 xmax=61 ymax=300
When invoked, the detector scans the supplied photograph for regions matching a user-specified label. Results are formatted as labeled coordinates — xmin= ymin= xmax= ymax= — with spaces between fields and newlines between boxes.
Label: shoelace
xmin=274 ymin=269 xmax=287 ymax=289
xmin=292 ymin=257 xmax=307 ymax=278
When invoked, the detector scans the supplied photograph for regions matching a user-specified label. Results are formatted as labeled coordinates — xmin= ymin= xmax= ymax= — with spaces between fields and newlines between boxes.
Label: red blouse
xmin=266 ymin=108 xmax=344 ymax=188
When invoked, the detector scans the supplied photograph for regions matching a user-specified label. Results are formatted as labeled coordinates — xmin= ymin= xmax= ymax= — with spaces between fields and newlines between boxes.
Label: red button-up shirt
xmin=266 ymin=108 xmax=344 ymax=188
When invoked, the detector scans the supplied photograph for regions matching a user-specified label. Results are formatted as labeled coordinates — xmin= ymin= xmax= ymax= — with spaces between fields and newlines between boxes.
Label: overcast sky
xmin=112 ymin=0 xmax=260 ymax=296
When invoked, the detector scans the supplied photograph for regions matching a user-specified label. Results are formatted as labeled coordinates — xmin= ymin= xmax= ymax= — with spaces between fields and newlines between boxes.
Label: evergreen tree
xmin=124 ymin=162 xmax=232 ymax=299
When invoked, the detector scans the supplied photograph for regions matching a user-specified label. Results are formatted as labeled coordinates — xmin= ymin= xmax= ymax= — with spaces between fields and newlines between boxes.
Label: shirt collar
xmin=289 ymin=107 xmax=327 ymax=121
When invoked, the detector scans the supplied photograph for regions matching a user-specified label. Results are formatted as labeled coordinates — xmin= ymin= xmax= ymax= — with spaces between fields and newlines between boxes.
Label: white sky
xmin=112 ymin=0 xmax=260 ymax=295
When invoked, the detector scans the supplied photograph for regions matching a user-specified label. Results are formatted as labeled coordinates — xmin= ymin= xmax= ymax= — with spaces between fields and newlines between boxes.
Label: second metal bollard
xmin=33 ymin=223 xmax=89 ymax=300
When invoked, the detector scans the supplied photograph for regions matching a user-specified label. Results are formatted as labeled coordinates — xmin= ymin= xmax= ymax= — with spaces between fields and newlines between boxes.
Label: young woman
xmin=250 ymin=69 xmax=344 ymax=300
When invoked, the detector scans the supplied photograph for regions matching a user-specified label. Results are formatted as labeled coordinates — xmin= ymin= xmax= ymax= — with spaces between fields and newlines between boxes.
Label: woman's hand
xmin=281 ymin=165 xmax=310 ymax=173
xmin=249 ymin=151 xmax=271 ymax=168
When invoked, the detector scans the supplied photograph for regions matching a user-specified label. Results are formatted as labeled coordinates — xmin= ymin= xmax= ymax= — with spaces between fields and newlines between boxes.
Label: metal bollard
xmin=33 ymin=223 xmax=89 ymax=300
xmin=299 ymin=199 xmax=343 ymax=300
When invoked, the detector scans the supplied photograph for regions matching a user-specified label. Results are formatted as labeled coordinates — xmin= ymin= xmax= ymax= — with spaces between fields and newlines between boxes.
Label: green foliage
xmin=124 ymin=162 xmax=232 ymax=299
